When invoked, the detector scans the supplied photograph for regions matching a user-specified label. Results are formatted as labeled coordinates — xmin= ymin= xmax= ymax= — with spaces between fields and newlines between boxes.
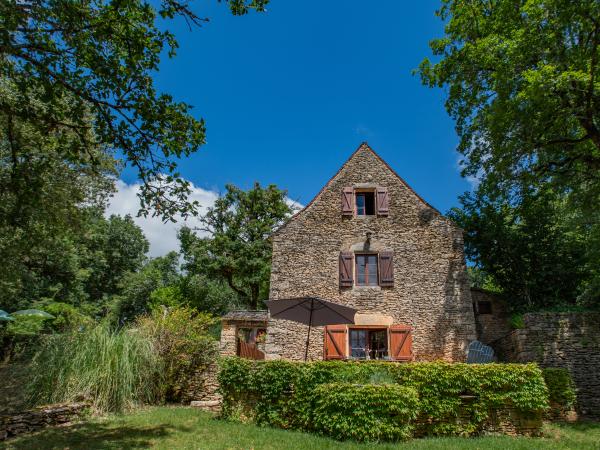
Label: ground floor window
xmin=349 ymin=328 xmax=388 ymax=360
xmin=324 ymin=324 xmax=413 ymax=361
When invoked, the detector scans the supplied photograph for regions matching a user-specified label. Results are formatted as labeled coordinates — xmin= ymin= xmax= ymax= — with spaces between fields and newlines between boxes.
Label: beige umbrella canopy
xmin=265 ymin=297 xmax=357 ymax=361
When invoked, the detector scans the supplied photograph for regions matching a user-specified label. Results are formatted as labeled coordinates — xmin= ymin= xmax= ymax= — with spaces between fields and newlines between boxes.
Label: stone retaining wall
xmin=497 ymin=312 xmax=600 ymax=418
xmin=0 ymin=403 xmax=88 ymax=441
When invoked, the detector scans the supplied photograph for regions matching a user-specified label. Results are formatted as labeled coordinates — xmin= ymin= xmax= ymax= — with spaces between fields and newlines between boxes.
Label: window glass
xmin=350 ymin=328 xmax=388 ymax=360
xmin=355 ymin=192 xmax=375 ymax=215
xmin=350 ymin=329 xmax=367 ymax=358
xmin=356 ymin=193 xmax=366 ymax=215
xmin=356 ymin=254 xmax=378 ymax=286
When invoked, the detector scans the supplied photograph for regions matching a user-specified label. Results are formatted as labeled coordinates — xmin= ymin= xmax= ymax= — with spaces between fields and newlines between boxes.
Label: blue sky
xmin=112 ymin=1 xmax=473 ymax=255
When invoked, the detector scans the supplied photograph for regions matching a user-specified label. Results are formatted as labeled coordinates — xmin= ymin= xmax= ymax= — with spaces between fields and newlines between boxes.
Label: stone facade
xmin=265 ymin=143 xmax=476 ymax=361
xmin=496 ymin=312 xmax=600 ymax=418
xmin=471 ymin=288 xmax=511 ymax=346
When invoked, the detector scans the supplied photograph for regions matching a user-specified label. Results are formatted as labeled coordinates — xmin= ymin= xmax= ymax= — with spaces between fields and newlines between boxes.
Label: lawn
xmin=1 ymin=407 xmax=599 ymax=450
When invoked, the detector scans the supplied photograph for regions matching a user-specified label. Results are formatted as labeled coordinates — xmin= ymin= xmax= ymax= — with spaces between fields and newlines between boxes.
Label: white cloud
xmin=106 ymin=179 xmax=304 ymax=258
xmin=455 ymin=152 xmax=482 ymax=190
xmin=105 ymin=179 xmax=218 ymax=257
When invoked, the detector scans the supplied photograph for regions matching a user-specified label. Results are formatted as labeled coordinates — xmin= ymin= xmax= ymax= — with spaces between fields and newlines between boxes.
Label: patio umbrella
xmin=12 ymin=309 xmax=55 ymax=319
xmin=265 ymin=297 xmax=357 ymax=361
xmin=0 ymin=310 xmax=14 ymax=321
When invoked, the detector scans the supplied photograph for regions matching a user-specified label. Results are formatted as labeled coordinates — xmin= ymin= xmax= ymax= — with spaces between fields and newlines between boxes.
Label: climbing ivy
xmin=218 ymin=359 xmax=550 ymax=440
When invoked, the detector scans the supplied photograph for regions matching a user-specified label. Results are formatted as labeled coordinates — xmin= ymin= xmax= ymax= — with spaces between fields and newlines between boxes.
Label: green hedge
xmin=542 ymin=368 xmax=576 ymax=410
xmin=312 ymin=383 xmax=419 ymax=441
xmin=218 ymin=359 xmax=549 ymax=440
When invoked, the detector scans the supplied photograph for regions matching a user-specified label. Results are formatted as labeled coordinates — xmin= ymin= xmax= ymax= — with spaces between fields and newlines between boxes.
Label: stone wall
xmin=181 ymin=362 xmax=221 ymax=405
xmin=497 ymin=312 xmax=600 ymax=418
xmin=471 ymin=288 xmax=511 ymax=346
xmin=0 ymin=403 xmax=88 ymax=441
xmin=267 ymin=143 xmax=476 ymax=361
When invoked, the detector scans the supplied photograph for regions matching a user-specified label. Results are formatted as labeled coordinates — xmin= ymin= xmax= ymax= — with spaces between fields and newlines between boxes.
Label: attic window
xmin=356 ymin=192 xmax=375 ymax=216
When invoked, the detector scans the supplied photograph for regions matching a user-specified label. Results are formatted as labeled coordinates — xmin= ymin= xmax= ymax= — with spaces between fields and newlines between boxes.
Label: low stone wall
xmin=497 ymin=312 xmax=600 ymax=418
xmin=182 ymin=362 xmax=221 ymax=407
xmin=182 ymin=360 xmax=226 ymax=412
xmin=0 ymin=403 xmax=88 ymax=441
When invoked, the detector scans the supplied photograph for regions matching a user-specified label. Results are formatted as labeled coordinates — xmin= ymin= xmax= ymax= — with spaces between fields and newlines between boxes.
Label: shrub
xmin=312 ymin=383 xmax=419 ymax=442
xmin=26 ymin=323 xmax=162 ymax=413
xmin=542 ymin=368 xmax=577 ymax=410
xmin=219 ymin=359 xmax=549 ymax=440
xmin=136 ymin=306 xmax=218 ymax=402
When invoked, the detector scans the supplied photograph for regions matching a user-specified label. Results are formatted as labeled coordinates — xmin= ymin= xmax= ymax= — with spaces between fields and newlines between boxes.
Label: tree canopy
xmin=419 ymin=0 xmax=600 ymax=203
xmin=179 ymin=183 xmax=293 ymax=309
xmin=1 ymin=0 xmax=268 ymax=220
xmin=421 ymin=0 xmax=600 ymax=310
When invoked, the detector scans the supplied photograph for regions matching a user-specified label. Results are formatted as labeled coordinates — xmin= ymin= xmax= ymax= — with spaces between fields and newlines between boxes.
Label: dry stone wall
xmin=497 ymin=312 xmax=600 ymax=418
xmin=471 ymin=288 xmax=511 ymax=346
xmin=0 ymin=403 xmax=88 ymax=441
xmin=267 ymin=144 xmax=476 ymax=361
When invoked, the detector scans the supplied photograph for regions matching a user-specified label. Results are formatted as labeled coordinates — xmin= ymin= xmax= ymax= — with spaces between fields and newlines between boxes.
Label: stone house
xmin=221 ymin=143 xmax=477 ymax=362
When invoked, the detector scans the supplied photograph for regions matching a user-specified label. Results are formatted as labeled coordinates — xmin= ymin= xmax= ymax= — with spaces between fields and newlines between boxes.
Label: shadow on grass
xmin=3 ymin=421 xmax=192 ymax=450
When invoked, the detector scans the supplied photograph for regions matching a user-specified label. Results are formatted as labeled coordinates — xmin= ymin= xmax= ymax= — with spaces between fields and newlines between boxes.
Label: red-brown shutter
xmin=379 ymin=251 xmax=394 ymax=287
xmin=339 ymin=251 xmax=354 ymax=287
xmin=376 ymin=187 xmax=389 ymax=216
xmin=389 ymin=325 xmax=413 ymax=361
xmin=341 ymin=187 xmax=354 ymax=216
xmin=324 ymin=325 xmax=348 ymax=360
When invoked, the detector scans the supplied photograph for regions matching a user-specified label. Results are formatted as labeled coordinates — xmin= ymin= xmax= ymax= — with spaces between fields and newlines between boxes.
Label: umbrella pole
xmin=304 ymin=298 xmax=314 ymax=362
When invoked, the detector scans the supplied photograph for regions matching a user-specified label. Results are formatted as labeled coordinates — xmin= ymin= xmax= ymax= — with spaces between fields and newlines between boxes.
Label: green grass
xmin=2 ymin=407 xmax=599 ymax=450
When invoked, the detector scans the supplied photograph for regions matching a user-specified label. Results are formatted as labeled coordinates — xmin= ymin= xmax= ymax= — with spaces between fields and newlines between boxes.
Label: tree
xmin=419 ymin=0 xmax=600 ymax=203
xmin=0 ymin=80 xmax=118 ymax=310
xmin=82 ymin=213 xmax=150 ymax=302
xmin=110 ymin=251 xmax=181 ymax=322
xmin=179 ymin=183 xmax=293 ymax=309
xmin=1 ymin=0 xmax=268 ymax=219
xmin=449 ymin=186 xmax=593 ymax=311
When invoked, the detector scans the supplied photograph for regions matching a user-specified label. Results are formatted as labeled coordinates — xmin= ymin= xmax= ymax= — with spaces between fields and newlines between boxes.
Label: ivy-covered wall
xmin=218 ymin=359 xmax=548 ymax=441
xmin=497 ymin=312 xmax=600 ymax=418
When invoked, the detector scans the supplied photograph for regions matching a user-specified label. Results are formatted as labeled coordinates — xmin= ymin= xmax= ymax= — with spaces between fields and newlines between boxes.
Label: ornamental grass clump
xmin=27 ymin=323 xmax=162 ymax=413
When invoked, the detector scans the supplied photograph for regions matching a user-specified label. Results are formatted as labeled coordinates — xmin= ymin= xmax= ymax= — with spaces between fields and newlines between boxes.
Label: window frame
xmin=348 ymin=326 xmax=389 ymax=360
xmin=354 ymin=190 xmax=376 ymax=216
xmin=355 ymin=252 xmax=379 ymax=286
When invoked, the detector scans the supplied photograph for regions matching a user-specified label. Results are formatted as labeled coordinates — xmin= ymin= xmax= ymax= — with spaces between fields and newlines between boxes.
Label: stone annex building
xmin=220 ymin=142 xmax=482 ymax=362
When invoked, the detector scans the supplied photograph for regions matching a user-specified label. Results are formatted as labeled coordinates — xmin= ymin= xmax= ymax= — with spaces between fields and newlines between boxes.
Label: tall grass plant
xmin=27 ymin=323 xmax=162 ymax=413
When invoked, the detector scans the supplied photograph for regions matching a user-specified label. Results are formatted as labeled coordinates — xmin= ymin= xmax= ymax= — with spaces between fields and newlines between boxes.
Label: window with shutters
xmin=324 ymin=325 xmax=413 ymax=361
xmin=349 ymin=328 xmax=388 ymax=359
xmin=341 ymin=187 xmax=389 ymax=217
xmin=355 ymin=191 xmax=375 ymax=216
xmin=355 ymin=253 xmax=378 ymax=286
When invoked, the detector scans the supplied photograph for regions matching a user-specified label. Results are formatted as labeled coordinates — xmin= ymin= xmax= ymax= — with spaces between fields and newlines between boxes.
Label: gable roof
xmin=273 ymin=142 xmax=446 ymax=237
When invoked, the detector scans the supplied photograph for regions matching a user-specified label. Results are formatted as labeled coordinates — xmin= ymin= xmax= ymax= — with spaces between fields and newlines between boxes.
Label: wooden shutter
xmin=376 ymin=187 xmax=389 ymax=216
xmin=341 ymin=187 xmax=354 ymax=216
xmin=339 ymin=251 xmax=354 ymax=287
xmin=379 ymin=251 xmax=394 ymax=287
xmin=389 ymin=325 xmax=413 ymax=361
xmin=324 ymin=325 xmax=348 ymax=360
